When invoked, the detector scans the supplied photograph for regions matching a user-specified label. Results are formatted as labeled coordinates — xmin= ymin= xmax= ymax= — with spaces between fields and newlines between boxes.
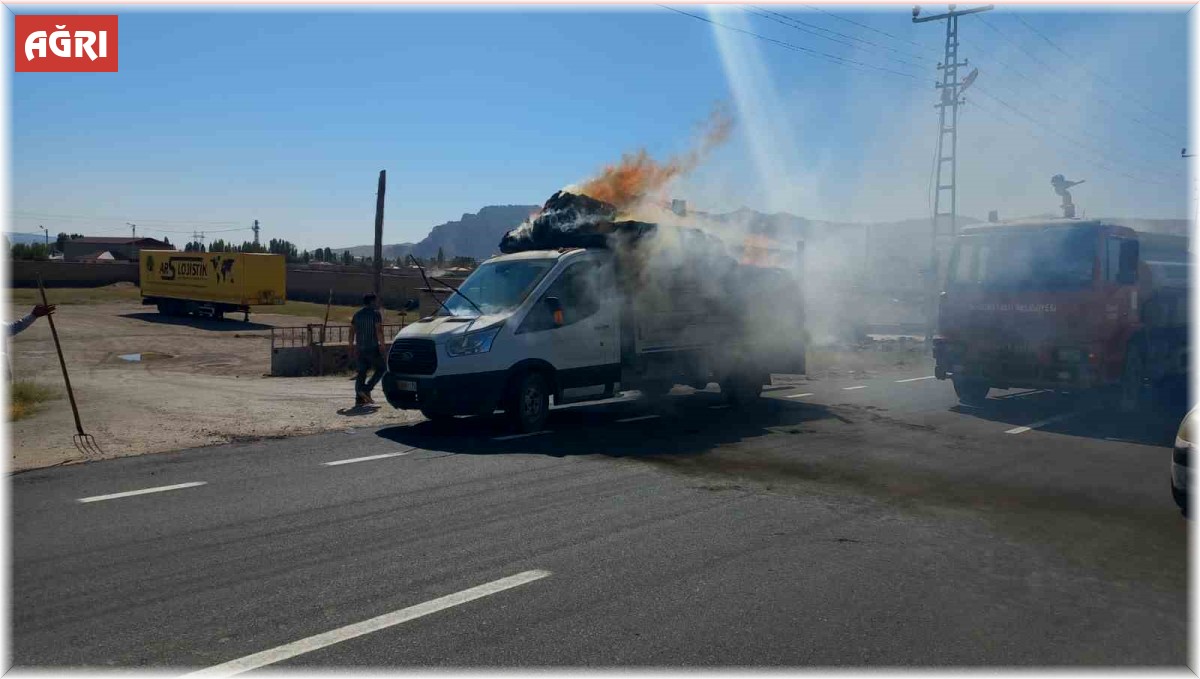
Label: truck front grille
xmin=389 ymin=339 xmax=437 ymax=375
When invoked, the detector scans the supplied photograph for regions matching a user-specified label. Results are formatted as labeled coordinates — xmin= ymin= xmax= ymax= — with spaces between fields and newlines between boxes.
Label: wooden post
xmin=374 ymin=170 xmax=385 ymax=300
xmin=318 ymin=288 xmax=333 ymax=376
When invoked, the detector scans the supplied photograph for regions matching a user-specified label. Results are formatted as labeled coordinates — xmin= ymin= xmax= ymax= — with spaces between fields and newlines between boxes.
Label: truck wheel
xmin=420 ymin=408 xmax=456 ymax=428
xmin=722 ymin=374 xmax=763 ymax=406
xmin=639 ymin=381 xmax=673 ymax=402
xmin=1118 ymin=348 xmax=1146 ymax=413
xmin=952 ymin=376 xmax=990 ymax=406
xmin=508 ymin=372 xmax=549 ymax=433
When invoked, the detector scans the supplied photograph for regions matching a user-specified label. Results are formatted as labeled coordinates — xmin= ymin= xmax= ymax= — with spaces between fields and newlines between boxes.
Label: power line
xmin=968 ymin=95 xmax=1154 ymax=192
xmin=973 ymin=12 xmax=1180 ymax=144
xmin=1007 ymin=10 xmax=1179 ymax=126
xmin=969 ymin=69 xmax=1183 ymax=181
xmin=802 ymin=4 xmax=935 ymax=53
xmin=658 ymin=6 xmax=920 ymax=81
xmin=971 ymin=87 xmax=1174 ymax=187
xmin=748 ymin=6 xmax=930 ymax=68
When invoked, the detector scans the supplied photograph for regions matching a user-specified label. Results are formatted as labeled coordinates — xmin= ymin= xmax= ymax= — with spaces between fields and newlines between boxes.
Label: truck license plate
xmin=396 ymin=380 xmax=417 ymax=392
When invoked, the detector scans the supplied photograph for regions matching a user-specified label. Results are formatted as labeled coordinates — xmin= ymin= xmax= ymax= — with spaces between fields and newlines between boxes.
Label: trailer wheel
xmin=1118 ymin=347 xmax=1147 ymax=413
xmin=507 ymin=371 xmax=550 ymax=433
xmin=952 ymin=376 xmax=990 ymax=406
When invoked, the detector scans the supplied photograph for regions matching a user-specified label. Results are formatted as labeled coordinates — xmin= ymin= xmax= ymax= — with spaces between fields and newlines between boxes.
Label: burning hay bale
xmin=499 ymin=190 xmax=653 ymax=253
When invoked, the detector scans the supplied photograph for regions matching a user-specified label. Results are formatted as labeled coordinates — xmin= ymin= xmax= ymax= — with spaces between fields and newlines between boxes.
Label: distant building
xmin=63 ymin=237 xmax=173 ymax=262
xmin=76 ymin=250 xmax=117 ymax=263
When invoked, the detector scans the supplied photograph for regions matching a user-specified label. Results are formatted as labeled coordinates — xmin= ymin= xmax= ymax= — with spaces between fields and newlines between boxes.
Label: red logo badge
xmin=15 ymin=15 xmax=118 ymax=72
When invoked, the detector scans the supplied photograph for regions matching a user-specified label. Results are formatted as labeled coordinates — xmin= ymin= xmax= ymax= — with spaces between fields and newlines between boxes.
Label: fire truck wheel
xmin=508 ymin=371 xmax=550 ymax=433
xmin=722 ymin=373 xmax=763 ymax=406
xmin=1118 ymin=348 xmax=1146 ymax=413
xmin=952 ymin=376 xmax=990 ymax=405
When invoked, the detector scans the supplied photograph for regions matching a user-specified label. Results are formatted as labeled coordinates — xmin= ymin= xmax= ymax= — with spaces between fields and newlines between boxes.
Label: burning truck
xmin=381 ymin=190 xmax=807 ymax=432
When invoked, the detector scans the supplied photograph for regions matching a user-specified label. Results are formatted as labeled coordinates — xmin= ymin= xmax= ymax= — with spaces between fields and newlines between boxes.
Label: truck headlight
xmin=445 ymin=324 xmax=501 ymax=357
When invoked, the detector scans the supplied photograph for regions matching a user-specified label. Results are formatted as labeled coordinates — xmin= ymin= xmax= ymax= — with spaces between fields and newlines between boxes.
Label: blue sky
xmin=8 ymin=5 xmax=1191 ymax=250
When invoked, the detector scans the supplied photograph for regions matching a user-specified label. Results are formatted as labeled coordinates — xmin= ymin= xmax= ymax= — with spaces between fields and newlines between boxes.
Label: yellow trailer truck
xmin=139 ymin=250 xmax=286 ymax=320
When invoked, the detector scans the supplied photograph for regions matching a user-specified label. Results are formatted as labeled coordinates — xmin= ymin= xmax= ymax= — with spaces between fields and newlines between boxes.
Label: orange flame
xmin=578 ymin=107 xmax=733 ymax=211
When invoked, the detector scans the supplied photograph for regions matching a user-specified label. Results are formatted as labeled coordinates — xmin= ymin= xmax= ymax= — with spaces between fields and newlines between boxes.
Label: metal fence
xmin=270 ymin=323 xmax=405 ymax=352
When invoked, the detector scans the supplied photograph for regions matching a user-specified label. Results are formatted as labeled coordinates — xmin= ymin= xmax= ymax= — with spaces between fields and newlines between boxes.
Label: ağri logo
xmin=16 ymin=15 xmax=118 ymax=72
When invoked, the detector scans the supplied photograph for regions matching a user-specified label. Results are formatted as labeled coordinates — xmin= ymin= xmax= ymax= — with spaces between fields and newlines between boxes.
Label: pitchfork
xmin=37 ymin=276 xmax=102 ymax=458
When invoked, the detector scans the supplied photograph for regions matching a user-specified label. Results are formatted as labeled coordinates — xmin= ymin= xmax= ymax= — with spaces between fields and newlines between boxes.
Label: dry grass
xmin=10 ymin=380 xmax=59 ymax=421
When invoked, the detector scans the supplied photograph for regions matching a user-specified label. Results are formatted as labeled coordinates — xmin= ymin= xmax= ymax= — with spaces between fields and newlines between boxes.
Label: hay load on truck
xmin=933 ymin=219 xmax=1189 ymax=410
xmin=381 ymin=191 xmax=806 ymax=433
xmin=139 ymin=250 xmax=287 ymax=321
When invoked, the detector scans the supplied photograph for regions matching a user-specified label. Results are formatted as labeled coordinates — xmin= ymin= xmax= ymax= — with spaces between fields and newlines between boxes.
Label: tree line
xmin=10 ymin=232 xmax=480 ymax=271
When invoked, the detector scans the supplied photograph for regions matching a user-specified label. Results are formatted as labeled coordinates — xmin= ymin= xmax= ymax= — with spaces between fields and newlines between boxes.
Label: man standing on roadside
xmin=348 ymin=293 xmax=386 ymax=406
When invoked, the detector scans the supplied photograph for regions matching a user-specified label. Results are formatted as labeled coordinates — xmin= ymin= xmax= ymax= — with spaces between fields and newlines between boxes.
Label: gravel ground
xmin=7 ymin=300 xmax=420 ymax=471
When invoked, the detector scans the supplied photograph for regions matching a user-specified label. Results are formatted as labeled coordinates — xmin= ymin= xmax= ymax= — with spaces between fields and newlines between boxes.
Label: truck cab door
xmin=517 ymin=258 xmax=620 ymax=396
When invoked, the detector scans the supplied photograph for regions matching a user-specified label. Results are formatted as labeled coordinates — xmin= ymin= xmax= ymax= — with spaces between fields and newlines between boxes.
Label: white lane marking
xmin=708 ymin=404 xmax=730 ymax=410
xmin=77 ymin=481 xmax=207 ymax=504
xmin=895 ymin=376 xmax=936 ymax=383
xmin=842 ymin=386 xmax=868 ymax=391
xmin=1005 ymin=411 xmax=1081 ymax=435
xmin=787 ymin=393 xmax=814 ymax=399
xmin=323 ymin=451 xmax=412 ymax=467
xmin=186 ymin=570 xmax=552 ymax=677
xmin=616 ymin=415 xmax=660 ymax=423
xmin=492 ymin=431 xmax=552 ymax=441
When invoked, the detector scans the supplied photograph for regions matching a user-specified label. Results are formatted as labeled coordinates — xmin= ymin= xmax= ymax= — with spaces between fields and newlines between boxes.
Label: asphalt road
xmin=11 ymin=364 xmax=1189 ymax=668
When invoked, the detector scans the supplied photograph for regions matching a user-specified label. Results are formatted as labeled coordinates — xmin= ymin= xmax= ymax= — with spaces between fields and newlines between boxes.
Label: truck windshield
xmin=947 ymin=225 xmax=1096 ymax=291
xmin=439 ymin=259 xmax=554 ymax=316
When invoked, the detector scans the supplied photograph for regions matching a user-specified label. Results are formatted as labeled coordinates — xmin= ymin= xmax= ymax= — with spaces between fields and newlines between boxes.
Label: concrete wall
xmin=284 ymin=268 xmax=463 ymax=316
xmin=9 ymin=260 xmax=140 ymax=287
xmin=9 ymin=261 xmax=463 ymax=317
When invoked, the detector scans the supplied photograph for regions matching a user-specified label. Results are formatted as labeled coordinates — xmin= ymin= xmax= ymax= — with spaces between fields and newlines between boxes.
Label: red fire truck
xmin=932 ymin=219 xmax=1189 ymax=410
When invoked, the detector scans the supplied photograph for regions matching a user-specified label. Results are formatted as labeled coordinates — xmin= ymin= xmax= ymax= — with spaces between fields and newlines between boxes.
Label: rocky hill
xmin=341 ymin=205 xmax=538 ymax=261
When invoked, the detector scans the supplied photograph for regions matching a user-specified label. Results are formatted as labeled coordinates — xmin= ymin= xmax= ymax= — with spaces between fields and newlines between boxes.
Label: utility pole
xmin=913 ymin=3 xmax=992 ymax=343
xmin=126 ymin=222 xmax=136 ymax=239
xmin=373 ymin=170 xmax=386 ymax=300
xmin=252 ymin=219 xmax=260 ymax=246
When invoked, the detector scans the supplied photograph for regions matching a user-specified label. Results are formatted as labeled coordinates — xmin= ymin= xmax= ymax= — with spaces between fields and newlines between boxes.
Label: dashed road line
xmin=708 ymin=404 xmax=730 ymax=410
xmin=842 ymin=386 xmax=868 ymax=391
xmin=185 ymin=570 xmax=552 ymax=677
xmin=895 ymin=376 xmax=936 ymax=383
xmin=1005 ymin=411 xmax=1081 ymax=435
xmin=616 ymin=415 xmax=661 ymax=423
xmin=787 ymin=393 xmax=814 ymax=399
xmin=492 ymin=431 xmax=553 ymax=441
xmin=323 ymin=451 xmax=413 ymax=467
xmin=77 ymin=481 xmax=207 ymax=504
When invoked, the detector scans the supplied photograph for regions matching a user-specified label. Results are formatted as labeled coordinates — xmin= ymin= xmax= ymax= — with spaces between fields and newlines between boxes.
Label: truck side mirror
xmin=544 ymin=296 xmax=564 ymax=326
xmin=1118 ymin=240 xmax=1139 ymax=285
xmin=403 ymin=298 xmax=420 ymax=312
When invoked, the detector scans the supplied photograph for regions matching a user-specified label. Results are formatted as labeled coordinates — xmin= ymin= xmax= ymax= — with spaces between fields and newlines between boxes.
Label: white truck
xmin=381 ymin=238 xmax=806 ymax=432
